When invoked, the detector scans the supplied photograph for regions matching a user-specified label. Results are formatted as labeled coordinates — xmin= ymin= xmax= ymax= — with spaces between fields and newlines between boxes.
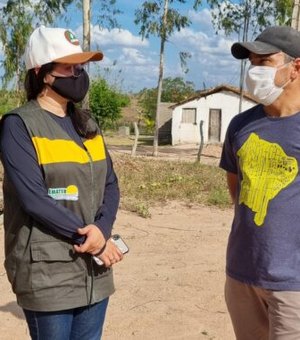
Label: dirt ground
xmin=109 ymin=143 xmax=223 ymax=166
xmin=0 ymin=144 xmax=236 ymax=339
xmin=0 ymin=203 xmax=235 ymax=340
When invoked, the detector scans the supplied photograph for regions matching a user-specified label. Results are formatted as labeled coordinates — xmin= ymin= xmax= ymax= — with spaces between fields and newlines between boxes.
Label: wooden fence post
xmin=131 ymin=122 xmax=139 ymax=157
xmin=197 ymin=120 xmax=204 ymax=162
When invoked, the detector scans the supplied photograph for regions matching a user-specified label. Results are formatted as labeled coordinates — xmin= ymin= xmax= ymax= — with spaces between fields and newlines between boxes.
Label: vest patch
xmin=48 ymin=185 xmax=79 ymax=201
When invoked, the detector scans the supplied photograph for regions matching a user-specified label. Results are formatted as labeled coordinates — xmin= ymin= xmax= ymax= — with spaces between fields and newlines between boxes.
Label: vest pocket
xmin=30 ymin=241 xmax=85 ymax=292
xmin=31 ymin=241 xmax=74 ymax=261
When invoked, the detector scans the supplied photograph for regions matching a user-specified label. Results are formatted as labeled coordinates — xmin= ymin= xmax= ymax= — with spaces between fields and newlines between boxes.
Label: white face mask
xmin=245 ymin=63 xmax=291 ymax=106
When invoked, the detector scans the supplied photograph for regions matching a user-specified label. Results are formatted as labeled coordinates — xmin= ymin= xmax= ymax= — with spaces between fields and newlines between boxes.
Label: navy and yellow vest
xmin=3 ymin=100 xmax=114 ymax=311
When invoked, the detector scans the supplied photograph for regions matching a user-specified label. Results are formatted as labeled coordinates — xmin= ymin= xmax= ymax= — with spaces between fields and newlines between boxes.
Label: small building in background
xmin=158 ymin=102 xmax=175 ymax=144
xmin=170 ymin=84 xmax=257 ymax=145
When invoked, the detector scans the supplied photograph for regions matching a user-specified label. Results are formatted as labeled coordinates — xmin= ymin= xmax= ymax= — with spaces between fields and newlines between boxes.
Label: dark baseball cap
xmin=231 ymin=26 xmax=300 ymax=59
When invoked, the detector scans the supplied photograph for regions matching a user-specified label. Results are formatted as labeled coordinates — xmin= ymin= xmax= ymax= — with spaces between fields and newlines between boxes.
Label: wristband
xmin=94 ymin=242 xmax=107 ymax=257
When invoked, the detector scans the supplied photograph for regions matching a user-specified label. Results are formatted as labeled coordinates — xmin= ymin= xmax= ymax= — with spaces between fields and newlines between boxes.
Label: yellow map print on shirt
xmin=237 ymin=133 xmax=298 ymax=226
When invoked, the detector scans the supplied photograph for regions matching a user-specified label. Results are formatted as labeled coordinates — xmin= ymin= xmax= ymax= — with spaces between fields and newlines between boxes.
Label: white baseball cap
xmin=24 ymin=26 xmax=103 ymax=70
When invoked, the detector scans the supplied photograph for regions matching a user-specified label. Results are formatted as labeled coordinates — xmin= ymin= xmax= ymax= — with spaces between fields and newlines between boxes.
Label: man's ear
xmin=290 ymin=58 xmax=300 ymax=80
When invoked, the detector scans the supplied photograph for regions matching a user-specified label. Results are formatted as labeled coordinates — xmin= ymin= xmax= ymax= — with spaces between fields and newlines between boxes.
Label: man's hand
xmin=97 ymin=239 xmax=124 ymax=267
xmin=73 ymin=224 xmax=106 ymax=254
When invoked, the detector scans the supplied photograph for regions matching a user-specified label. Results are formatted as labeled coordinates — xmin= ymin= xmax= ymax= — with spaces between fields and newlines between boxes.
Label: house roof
xmin=158 ymin=102 xmax=175 ymax=127
xmin=170 ymin=84 xmax=258 ymax=108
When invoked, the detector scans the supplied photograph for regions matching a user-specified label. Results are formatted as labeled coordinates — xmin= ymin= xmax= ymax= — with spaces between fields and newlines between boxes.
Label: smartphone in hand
xmin=93 ymin=234 xmax=129 ymax=266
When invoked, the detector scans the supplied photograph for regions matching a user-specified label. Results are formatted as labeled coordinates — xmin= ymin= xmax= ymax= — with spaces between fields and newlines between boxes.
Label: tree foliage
xmin=134 ymin=0 xmax=201 ymax=36
xmin=135 ymin=0 xmax=201 ymax=46
xmin=89 ymin=78 xmax=130 ymax=130
xmin=73 ymin=0 xmax=121 ymax=29
xmin=276 ymin=0 xmax=293 ymax=25
xmin=138 ymin=88 xmax=157 ymax=122
xmin=207 ymin=0 xmax=293 ymax=37
xmin=0 ymin=0 xmax=73 ymax=90
xmin=161 ymin=77 xmax=195 ymax=102
xmin=93 ymin=0 xmax=122 ymax=29
xmin=0 ymin=0 xmax=121 ymax=93
xmin=0 ymin=90 xmax=25 ymax=116
xmin=138 ymin=77 xmax=195 ymax=122
xmin=0 ymin=7 xmax=32 ymax=90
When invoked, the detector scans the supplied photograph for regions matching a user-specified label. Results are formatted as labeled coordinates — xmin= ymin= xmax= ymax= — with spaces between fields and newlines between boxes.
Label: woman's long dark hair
xmin=24 ymin=63 xmax=97 ymax=139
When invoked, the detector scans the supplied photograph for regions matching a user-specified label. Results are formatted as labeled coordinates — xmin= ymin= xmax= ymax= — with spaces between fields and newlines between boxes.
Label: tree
xmin=0 ymin=4 xmax=32 ymax=93
xmin=80 ymin=0 xmax=121 ymax=60
xmin=0 ymin=0 xmax=72 ymax=93
xmin=89 ymin=78 xmax=130 ymax=130
xmin=0 ymin=0 xmax=121 ymax=99
xmin=76 ymin=0 xmax=121 ymax=109
xmin=134 ymin=0 xmax=201 ymax=156
xmin=292 ymin=0 xmax=300 ymax=30
xmin=208 ymin=0 xmax=292 ymax=36
xmin=138 ymin=77 xmax=195 ymax=132
xmin=207 ymin=0 xmax=293 ymax=112
xmin=161 ymin=77 xmax=195 ymax=102
xmin=81 ymin=0 xmax=92 ymax=109
xmin=138 ymin=87 xmax=157 ymax=130
xmin=0 ymin=89 xmax=23 ymax=115
xmin=83 ymin=0 xmax=91 ymax=53
xmin=276 ymin=0 xmax=293 ymax=25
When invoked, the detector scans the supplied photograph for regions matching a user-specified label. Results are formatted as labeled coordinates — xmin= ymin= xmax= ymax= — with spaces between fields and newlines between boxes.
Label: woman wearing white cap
xmin=1 ymin=26 xmax=122 ymax=339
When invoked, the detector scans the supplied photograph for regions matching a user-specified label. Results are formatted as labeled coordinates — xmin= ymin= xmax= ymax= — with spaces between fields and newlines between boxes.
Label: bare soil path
xmin=0 ymin=202 xmax=235 ymax=340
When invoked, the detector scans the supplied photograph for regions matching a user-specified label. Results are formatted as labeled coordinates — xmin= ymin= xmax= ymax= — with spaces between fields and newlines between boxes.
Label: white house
xmin=171 ymin=84 xmax=258 ymax=145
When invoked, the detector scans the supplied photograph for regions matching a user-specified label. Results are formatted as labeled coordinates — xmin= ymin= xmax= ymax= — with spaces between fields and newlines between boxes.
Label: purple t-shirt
xmin=220 ymin=104 xmax=300 ymax=290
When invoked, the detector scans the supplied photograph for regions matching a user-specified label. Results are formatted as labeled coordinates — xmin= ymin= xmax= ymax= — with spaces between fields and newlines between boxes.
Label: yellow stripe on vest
xmin=32 ymin=135 xmax=106 ymax=165
xmin=83 ymin=136 xmax=106 ymax=162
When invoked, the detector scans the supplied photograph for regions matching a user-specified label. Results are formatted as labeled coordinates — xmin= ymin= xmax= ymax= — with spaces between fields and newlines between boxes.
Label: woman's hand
xmin=73 ymin=224 xmax=106 ymax=254
xmin=96 ymin=239 xmax=124 ymax=267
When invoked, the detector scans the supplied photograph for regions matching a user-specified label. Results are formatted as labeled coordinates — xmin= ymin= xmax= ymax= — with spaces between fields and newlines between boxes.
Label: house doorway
xmin=209 ymin=109 xmax=221 ymax=142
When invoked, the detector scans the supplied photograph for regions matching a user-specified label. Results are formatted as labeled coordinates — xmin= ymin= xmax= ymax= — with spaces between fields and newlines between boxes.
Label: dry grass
xmin=113 ymin=154 xmax=230 ymax=217
xmin=104 ymin=133 xmax=135 ymax=146
xmin=0 ymin=149 xmax=229 ymax=217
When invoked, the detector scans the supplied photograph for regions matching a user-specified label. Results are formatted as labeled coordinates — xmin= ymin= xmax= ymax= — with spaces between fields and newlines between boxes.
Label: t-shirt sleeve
xmin=219 ymin=118 xmax=238 ymax=174
xmin=0 ymin=114 xmax=85 ymax=243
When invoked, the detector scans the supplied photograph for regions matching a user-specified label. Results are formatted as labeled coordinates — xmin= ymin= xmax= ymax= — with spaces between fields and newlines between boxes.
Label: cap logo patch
xmin=64 ymin=30 xmax=80 ymax=46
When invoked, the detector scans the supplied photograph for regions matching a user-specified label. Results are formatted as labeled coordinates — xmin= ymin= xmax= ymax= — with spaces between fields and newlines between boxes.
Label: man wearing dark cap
xmin=220 ymin=26 xmax=300 ymax=339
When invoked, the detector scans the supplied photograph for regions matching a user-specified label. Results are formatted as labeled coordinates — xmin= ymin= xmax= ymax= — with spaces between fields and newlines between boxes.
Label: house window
xmin=181 ymin=108 xmax=197 ymax=124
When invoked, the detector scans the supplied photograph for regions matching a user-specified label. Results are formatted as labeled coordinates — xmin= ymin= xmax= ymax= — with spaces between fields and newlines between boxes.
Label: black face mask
xmin=51 ymin=69 xmax=90 ymax=103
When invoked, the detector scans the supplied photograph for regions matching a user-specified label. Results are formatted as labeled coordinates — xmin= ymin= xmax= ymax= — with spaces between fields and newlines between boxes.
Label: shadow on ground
xmin=0 ymin=301 xmax=25 ymax=320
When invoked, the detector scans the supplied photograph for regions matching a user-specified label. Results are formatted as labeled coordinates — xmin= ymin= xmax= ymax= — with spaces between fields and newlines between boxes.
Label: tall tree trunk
xmin=153 ymin=0 xmax=169 ymax=157
xmin=292 ymin=0 xmax=300 ymax=30
xmin=16 ymin=1 xmax=21 ymax=95
xmin=83 ymin=0 xmax=91 ymax=51
xmin=82 ymin=0 xmax=91 ymax=109
xmin=131 ymin=122 xmax=139 ymax=157
xmin=239 ymin=0 xmax=250 ymax=113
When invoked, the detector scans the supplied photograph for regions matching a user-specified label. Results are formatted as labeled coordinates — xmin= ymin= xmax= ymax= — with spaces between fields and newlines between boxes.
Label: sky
xmin=0 ymin=0 xmax=243 ymax=93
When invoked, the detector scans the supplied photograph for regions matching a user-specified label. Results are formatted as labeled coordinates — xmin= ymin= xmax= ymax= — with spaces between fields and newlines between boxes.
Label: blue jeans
xmin=23 ymin=298 xmax=109 ymax=340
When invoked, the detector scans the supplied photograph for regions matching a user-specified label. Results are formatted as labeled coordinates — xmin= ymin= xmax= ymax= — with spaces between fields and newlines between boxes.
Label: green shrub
xmin=89 ymin=78 xmax=130 ymax=130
